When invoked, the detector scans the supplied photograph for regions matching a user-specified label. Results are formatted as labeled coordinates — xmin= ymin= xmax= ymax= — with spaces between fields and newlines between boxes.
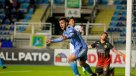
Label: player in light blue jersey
xmin=47 ymin=18 xmax=95 ymax=76
xmin=69 ymin=17 xmax=87 ymax=75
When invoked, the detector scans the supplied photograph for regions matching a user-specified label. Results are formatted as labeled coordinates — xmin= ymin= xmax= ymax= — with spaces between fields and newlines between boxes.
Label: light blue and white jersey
xmin=52 ymin=25 xmax=87 ymax=56
xmin=69 ymin=25 xmax=83 ymax=54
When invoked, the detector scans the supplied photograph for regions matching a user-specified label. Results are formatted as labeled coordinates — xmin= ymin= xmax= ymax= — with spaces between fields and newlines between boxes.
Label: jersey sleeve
xmin=51 ymin=37 xmax=64 ymax=43
xmin=64 ymin=27 xmax=75 ymax=39
xmin=74 ymin=25 xmax=81 ymax=32
xmin=108 ymin=42 xmax=113 ymax=49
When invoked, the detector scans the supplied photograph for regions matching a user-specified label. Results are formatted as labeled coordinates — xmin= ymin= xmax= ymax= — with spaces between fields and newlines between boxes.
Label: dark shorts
xmin=74 ymin=48 xmax=87 ymax=61
xmin=95 ymin=67 xmax=114 ymax=75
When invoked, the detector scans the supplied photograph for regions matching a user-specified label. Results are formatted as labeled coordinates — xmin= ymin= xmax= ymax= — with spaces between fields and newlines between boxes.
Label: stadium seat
xmin=1 ymin=39 xmax=13 ymax=48
xmin=116 ymin=6 xmax=122 ymax=10
xmin=120 ymin=32 xmax=126 ymax=36
xmin=116 ymin=22 xmax=125 ymax=27
xmin=121 ymin=1 xmax=127 ymax=4
xmin=43 ymin=0 xmax=49 ymax=4
xmin=21 ymin=3 xmax=29 ymax=9
xmin=9 ymin=25 xmax=14 ymax=31
xmin=24 ymin=0 xmax=30 ymax=3
xmin=122 ymin=11 xmax=126 ymax=16
xmin=1 ymin=25 xmax=6 ymax=30
xmin=36 ymin=0 xmax=49 ymax=4
xmin=114 ymin=11 xmax=119 ymax=15
xmin=110 ymin=22 xmax=117 ymax=27
xmin=88 ymin=0 xmax=94 ymax=5
xmin=54 ymin=0 xmax=64 ymax=4
xmin=0 ymin=14 xmax=5 ymax=19
xmin=18 ymin=0 xmax=24 ymax=3
xmin=3 ymin=19 xmax=11 ymax=24
xmin=28 ymin=8 xmax=34 ymax=15
xmin=114 ymin=1 xmax=120 ymax=5
xmin=118 ymin=16 xmax=126 ymax=21
xmin=24 ymin=14 xmax=31 ymax=21
xmin=111 ymin=17 xmax=118 ymax=21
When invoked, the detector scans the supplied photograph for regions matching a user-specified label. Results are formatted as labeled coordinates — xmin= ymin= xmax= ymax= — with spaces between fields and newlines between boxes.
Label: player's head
xmin=59 ymin=18 xmax=68 ymax=30
xmin=100 ymin=32 xmax=108 ymax=41
xmin=69 ymin=17 xmax=75 ymax=27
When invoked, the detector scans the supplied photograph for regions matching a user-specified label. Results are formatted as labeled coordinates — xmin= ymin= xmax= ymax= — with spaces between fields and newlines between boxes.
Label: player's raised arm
xmin=88 ymin=44 xmax=93 ymax=49
xmin=88 ymin=41 xmax=97 ymax=49
xmin=46 ymin=35 xmax=68 ymax=44
xmin=112 ymin=48 xmax=126 ymax=59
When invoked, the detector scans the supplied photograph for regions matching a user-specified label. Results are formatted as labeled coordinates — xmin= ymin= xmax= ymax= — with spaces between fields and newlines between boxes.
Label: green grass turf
xmin=0 ymin=65 xmax=135 ymax=76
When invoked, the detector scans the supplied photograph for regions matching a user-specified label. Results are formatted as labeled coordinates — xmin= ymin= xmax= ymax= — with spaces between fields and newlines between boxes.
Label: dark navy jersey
xmin=91 ymin=40 xmax=113 ymax=58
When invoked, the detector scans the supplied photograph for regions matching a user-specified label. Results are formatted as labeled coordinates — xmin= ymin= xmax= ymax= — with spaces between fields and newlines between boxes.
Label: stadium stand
xmin=107 ymin=0 xmax=127 ymax=47
xmin=92 ymin=5 xmax=115 ymax=34
xmin=0 ymin=0 xmax=48 ymax=48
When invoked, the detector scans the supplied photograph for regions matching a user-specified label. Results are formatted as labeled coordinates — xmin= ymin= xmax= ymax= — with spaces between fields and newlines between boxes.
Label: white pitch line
xmin=0 ymin=71 xmax=32 ymax=73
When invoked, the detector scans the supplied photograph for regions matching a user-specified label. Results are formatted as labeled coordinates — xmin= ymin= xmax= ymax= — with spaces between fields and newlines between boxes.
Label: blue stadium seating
xmin=36 ymin=0 xmax=49 ymax=4
xmin=28 ymin=8 xmax=34 ymax=15
xmin=111 ymin=17 xmax=118 ymax=21
xmin=54 ymin=0 xmax=64 ymax=4
xmin=108 ymin=0 xmax=128 ymax=44
xmin=0 ymin=0 xmax=38 ymax=48
xmin=114 ymin=0 xmax=127 ymax=5
xmin=21 ymin=3 xmax=29 ymax=9
xmin=116 ymin=22 xmax=125 ymax=27
xmin=0 ymin=14 xmax=5 ymax=19
xmin=88 ymin=0 xmax=94 ymax=5
xmin=1 ymin=39 xmax=13 ymax=48
xmin=24 ymin=0 xmax=30 ymax=3
xmin=110 ymin=22 xmax=117 ymax=27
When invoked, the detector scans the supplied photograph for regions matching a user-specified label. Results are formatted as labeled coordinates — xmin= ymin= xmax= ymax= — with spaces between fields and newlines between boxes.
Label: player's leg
xmin=0 ymin=58 xmax=6 ymax=69
xmin=79 ymin=60 xmax=95 ymax=76
xmin=103 ymin=67 xmax=109 ymax=76
xmin=68 ymin=54 xmax=80 ymax=76
xmin=82 ymin=67 xmax=87 ymax=75
xmin=95 ymin=67 xmax=103 ymax=76
xmin=103 ymin=58 xmax=111 ymax=76
xmin=77 ymin=49 xmax=95 ymax=76
xmin=108 ymin=67 xmax=114 ymax=76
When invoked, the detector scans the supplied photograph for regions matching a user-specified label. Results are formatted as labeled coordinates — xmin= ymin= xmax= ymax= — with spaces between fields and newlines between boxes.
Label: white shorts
xmin=69 ymin=43 xmax=75 ymax=54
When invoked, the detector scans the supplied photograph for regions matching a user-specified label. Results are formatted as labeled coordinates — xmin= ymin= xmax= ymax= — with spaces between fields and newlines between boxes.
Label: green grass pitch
xmin=0 ymin=65 xmax=135 ymax=76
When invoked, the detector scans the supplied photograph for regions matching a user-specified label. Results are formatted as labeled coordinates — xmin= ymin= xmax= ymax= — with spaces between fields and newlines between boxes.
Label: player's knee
xmin=67 ymin=57 xmax=71 ymax=63
xmin=68 ymin=57 xmax=75 ymax=63
xmin=79 ymin=61 xmax=86 ymax=67
xmin=68 ymin=55 xmax=77 ymax=63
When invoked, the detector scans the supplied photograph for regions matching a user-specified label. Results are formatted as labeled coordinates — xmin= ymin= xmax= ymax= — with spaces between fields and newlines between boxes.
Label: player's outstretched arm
xmin=88 ymin=45 xmax=93 ymax=49
xmin=112 ymin=48 xmax=126 ymax=60
xmin=46 ymin=35 xmax=68 ymax=44
xmin=46 ymin=39 xmax=52 ymax=44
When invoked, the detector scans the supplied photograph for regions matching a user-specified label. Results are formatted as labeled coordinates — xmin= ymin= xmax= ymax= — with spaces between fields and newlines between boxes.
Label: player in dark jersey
xmin=88 ymin=32 xmax=125 ymax=76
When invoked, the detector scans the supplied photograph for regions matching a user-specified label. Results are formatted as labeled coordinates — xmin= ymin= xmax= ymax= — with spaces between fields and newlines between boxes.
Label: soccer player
xmin=68 ymin=17 xmax=84 ymax=55
xmin=88 ymin=32 xmax=125 ymax=76
xmin=0 ymin=41 xmax=7 ymax=69
xmin=68 ymin=17 xmax=87 ymax=74
xmin=47 ymin=18 xmax=94 ymax=76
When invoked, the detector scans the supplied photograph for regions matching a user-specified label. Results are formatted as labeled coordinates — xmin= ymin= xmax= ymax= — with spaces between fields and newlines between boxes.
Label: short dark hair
xmin=69 ymin=17 xmax=75 ymax=21
xmin=59 ymin=17 xmax=68 ymax=22
xmin=102 ymin=32 xmax=108 ymax=37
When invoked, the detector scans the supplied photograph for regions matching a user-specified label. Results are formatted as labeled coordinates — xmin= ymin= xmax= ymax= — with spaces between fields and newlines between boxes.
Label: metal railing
xmin=14 ymin=22 xmax=52 ymax=48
